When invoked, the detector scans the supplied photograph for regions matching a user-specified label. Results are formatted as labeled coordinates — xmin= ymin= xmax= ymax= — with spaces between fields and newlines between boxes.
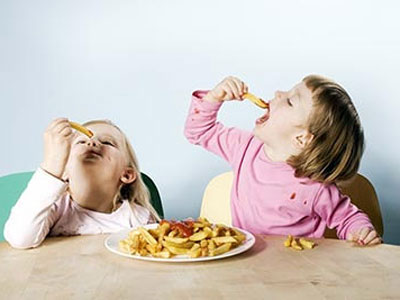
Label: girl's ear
xmin=120 ymin=168 xmax=137 ymax=184
xmin=294 ymin=130 xmax=314 ymax=149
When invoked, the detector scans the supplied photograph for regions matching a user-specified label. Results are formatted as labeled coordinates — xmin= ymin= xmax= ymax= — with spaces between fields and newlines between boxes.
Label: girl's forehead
xmin=293 ymin=82 xmax=313 ymax=103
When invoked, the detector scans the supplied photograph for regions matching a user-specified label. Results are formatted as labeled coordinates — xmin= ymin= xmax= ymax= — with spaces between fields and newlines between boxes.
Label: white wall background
xmin=1 ymin=0 xmax=399 ymax=244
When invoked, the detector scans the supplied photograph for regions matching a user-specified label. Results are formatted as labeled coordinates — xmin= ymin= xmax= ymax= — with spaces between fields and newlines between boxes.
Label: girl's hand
xmin=347 ymin=227 xmax=382 ymax=246
xmin=203 ymin=76 xmax=249 ymax=103
xmin=40 ymin=118 xmax=75 ymax=179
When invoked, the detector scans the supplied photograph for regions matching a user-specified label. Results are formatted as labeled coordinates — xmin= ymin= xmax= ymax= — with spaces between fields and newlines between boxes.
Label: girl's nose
xmin=87 ymin=139 xmax=98 ymax=147
xmin=275 ymin=90 xmax=283 ymax=99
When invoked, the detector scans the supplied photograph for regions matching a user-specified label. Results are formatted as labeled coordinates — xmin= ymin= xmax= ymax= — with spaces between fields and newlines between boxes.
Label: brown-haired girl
xmin=185 ymin=75 xmax=381 ymax=246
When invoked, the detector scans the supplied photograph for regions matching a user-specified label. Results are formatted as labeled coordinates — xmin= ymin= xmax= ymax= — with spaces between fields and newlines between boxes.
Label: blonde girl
xmin=5 ymin=119 xmax=159 ymax=249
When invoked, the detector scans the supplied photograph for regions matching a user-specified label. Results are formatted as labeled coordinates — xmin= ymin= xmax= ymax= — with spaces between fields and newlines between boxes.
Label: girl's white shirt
xmin=4 ymin=168 xmax=152 ymax=249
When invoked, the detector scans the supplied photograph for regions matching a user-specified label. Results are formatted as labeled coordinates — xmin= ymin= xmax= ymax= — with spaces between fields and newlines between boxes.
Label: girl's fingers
xmin=59 ymin=126 xmax=73 ymax=137
xmin=363 ymin=230 xmax=377 ymax=245
xmin=222 ymin=86 xmax=234 ymax=100
xmin=243 ymin=84 xmax=249 ymax=94
xmin=358 ymin=227 xmax=369 ymax=242
xmin=48 ymin=118 xmax=68 ymax=131
xmin=368 ymin=237 xmax=382 ymax=245
xmin=231 ymin=78 xmax=246 ymax=99
xmin=55 ymin=122 xmax=71 ymax=134
xmin=225 ymin=80 xmax=241 ymax=99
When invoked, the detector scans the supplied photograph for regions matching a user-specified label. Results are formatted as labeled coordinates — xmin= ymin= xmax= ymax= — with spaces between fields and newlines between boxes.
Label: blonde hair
xmin=83 ymin=120 xmax=160 ymax=221
xmin=287 ymin=75 xmax=364 ymax=184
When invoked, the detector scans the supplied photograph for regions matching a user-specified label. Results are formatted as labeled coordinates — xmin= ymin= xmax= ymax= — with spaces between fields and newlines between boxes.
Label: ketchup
xmin=160 ymin=219 xmax=194 ymax=237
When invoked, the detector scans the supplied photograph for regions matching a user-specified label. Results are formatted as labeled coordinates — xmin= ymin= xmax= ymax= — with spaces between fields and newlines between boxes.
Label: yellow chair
xmin=200 ymin=172 xmax=233 ymax=226
xmin=200 ymin=172 xmax=384 ymax=238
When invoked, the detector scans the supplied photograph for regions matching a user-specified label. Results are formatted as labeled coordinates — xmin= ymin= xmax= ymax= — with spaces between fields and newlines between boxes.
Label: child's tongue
xmin=255 ymin=108 xmax=270 ymax=125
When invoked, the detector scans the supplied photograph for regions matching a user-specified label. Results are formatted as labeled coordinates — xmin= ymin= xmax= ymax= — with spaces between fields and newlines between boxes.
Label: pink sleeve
xmin=313 ymin=184 xmax=374 ymax=240
xmin=184 ymin=90 xmax=252 ymax=165
xmin=3 ymin=168 xmax=66 ymax=249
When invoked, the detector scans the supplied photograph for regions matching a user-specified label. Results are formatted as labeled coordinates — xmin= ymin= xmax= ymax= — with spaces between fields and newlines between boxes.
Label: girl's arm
xmin=3 ymin=168 xmax=67 ymax=249
xmin=184 ymin=77 xmax=252 ymax=164
xmin=5 ymin=118 xmax=75 ymax=249
xmin=313 ymin=184 xmax=375 ymax=241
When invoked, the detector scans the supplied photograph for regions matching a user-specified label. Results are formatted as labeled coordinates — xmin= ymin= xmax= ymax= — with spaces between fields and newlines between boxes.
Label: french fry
xmin=212 ymin=236 xmax=238 ymax=245
xmin=193 ymin=222 xmax=205 ymax=228
xmin=200 ymin=239 xmax=208 ymax=248
xmin=290 ymin=238 xmax=303 ymax=251
xmin=168 ymin=229 xmax=178 ymax=237
xmin=163 ymin=244 xmax=190 ymax=255
xmin=159 ymin=222 xmax=170 ymax=236
xmin=299 ymin=238 xmax=315 ymax=249
xmin=128 ymin=229 xmax=140 ymax=240
xmin=69 ymin=121 xmax=94 ymax=138
xmin=208 ymin=239 xmax=216 ymax=251
xmin=242 ymin=93 xmax=269 ymax=109
xmin=209 ymin=243 xmax=232 ymax=256
xmin=188 ymin=248 xmax=201 ymax=258
xmin=284 ymin=235 xmax=293 ymax=247
xmin=138 ymin=227 xmax=157 ymax=246
xmin=190 ymin=243 xmax=200 ymax=251
xmin=154 ymin=250 xmax=171 ymax=259
xmin=163 ymin=240 xmax=194 ymax=249
xmin=132 ymin=234 xmax=140 ymax=250
xmin=119 ymin=217 xmax=248 ymax=259
xmin=233 ymin=230 xmax=246 ymax=243
xmin=139 ymin=249 xmax=148 ymax=256
xmin=189 ymin=230 xmax=209 ymax=241
xmin=164 ymin=236 xmax=189 ymax=244
xmin=145 ymin=244 xmax=157 ymax=255
xmin=201 ymin=247 xmax=209 ymax=257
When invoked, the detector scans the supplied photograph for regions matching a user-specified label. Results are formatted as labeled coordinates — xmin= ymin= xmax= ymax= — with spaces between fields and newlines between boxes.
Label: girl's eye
xmin=76 ymin=140 xmax=86 ymax=144
xmin=101 ymin=141 xmax=114 ymax=146
xmin=286 ymin=98 xmax=293 ymax=106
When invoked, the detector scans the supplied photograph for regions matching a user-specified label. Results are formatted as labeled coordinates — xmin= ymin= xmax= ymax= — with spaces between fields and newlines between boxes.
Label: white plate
xmin=104 ymin=223 xmax=256 ymax=263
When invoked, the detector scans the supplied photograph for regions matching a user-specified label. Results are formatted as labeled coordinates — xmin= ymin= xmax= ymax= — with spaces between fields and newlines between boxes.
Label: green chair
xmin=0 ymin=171 xmax=164 ymax=242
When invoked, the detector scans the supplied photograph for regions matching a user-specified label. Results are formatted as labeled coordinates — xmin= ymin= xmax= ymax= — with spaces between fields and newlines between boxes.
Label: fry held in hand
xmin=119 ymin=218 xmax=247 ymax=259
xmin=69 ymin=121 xmax=94 ymax=138
xmin=242 ymin=93 xmax=269 ymax=109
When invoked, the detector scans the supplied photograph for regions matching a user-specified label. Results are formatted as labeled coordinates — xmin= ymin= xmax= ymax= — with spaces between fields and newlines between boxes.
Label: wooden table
xmin=1 ymin=235 xmax=399 ymax=299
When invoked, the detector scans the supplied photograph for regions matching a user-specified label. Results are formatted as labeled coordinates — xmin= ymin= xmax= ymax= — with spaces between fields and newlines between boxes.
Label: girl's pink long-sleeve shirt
xmin=4 ymin=168 xmax=152 ymax=249
xmin=184 ymin=91 xmax=373 ymax=239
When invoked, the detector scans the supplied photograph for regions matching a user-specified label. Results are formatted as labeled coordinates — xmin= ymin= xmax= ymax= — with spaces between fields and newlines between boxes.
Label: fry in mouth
xmin=242 ymin=93 xmax=269 ymax=109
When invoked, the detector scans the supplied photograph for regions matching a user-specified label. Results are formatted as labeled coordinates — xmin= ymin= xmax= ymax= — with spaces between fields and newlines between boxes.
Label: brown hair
xmin=83 ymin=120 xmax=160 ymax=221
xmin=287 ymin=75 xmax=364 ymax=184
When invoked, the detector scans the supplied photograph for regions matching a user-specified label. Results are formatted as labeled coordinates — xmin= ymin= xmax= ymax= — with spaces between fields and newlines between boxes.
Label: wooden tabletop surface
xmin=1 ymin=234 xmax=399 ymax=299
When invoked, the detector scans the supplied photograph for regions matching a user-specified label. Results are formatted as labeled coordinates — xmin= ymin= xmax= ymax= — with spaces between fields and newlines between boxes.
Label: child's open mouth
xmin=255 ymin=107 xmax=270 ymax=126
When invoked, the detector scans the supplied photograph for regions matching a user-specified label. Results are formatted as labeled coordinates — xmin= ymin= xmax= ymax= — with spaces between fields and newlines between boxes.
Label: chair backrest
xmin=201 ymin=172 xmax=383 ymax=238
xmin=0 ymin=171 xmax=164 ymax=241
xmin=200 ymin=172 xmax=233 ymax=226
xmin=325 ymin=174 xmax=383 ymax=238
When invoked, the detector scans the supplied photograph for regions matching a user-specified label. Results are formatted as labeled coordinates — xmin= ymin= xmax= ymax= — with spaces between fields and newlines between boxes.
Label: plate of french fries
xmin=105 ymin=218 xmax=256 ymax=262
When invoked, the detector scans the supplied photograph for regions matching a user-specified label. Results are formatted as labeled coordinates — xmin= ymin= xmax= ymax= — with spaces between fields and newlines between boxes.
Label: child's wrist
xmin=40 ymin=162 xmax=64 ymax=180
xmin=203 ymin=91 xmax=222 ymax=103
